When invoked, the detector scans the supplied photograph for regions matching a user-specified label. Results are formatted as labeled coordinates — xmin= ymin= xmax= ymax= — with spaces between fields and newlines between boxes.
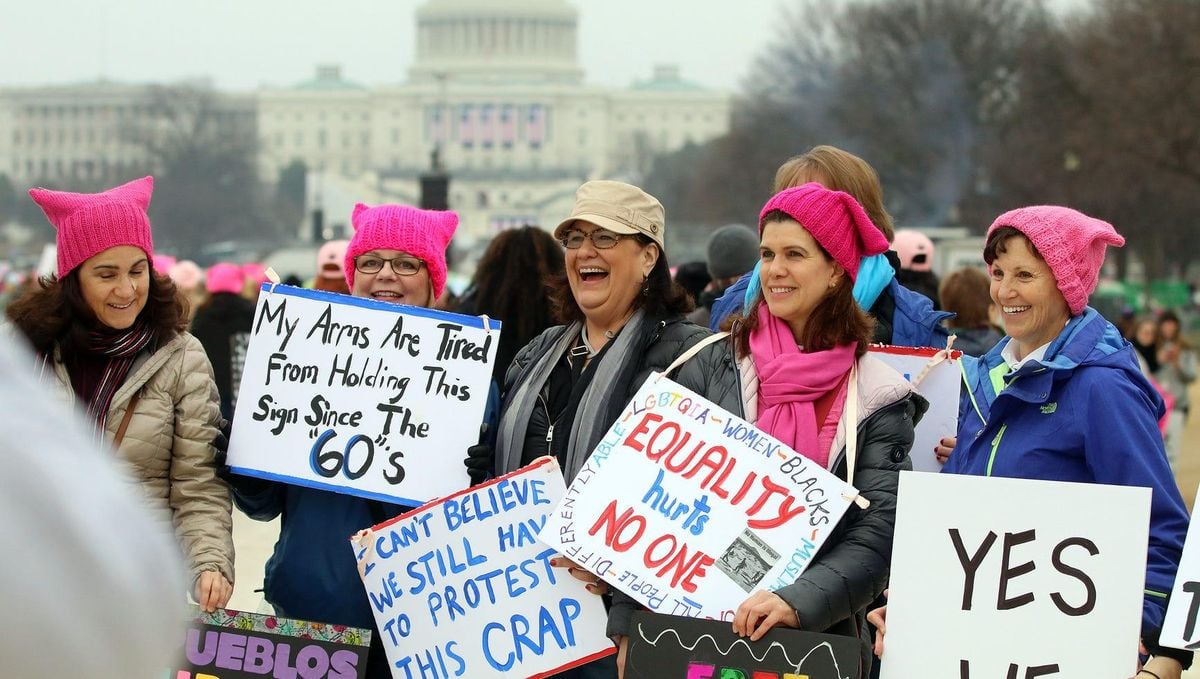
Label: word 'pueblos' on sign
xmin=1159 ymin=482 xmax=1200 ymax=650
xmin=352 ymin=457 xmax=614 ymax=678
xmin=540 ymin=374 xmax=860 ymax=621
xmin=176 ymin=607 xmax=371 ymax=679
xmin=227 ymin=285 xmax=499 ymax=505
xmin=623 ymin=611 xmax=860 ymax=679
xmin=881 ymin=472 xmax=1150 ymax=679
xmin=869 ymin=345 xmax=961 ymax=473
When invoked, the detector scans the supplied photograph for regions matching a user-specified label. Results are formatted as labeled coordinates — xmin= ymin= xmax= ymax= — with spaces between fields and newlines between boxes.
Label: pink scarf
xmin=750 ymin=305 xmax=855 ymax=468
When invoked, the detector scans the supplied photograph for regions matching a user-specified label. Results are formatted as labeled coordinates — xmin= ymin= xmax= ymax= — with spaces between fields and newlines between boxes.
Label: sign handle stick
xmin=265 ymin=267 xmax=282 ymax=296
xmin=910 ymin=335 xmax=958 ymax=389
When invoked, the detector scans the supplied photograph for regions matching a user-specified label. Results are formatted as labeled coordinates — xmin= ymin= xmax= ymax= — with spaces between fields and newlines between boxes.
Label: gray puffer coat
xmin=47 ymin=332 xmax=234 ymax=586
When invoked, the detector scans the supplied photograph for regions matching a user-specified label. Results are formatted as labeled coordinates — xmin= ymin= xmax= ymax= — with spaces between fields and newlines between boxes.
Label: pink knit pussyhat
xmin=344 ymin=203 xmax=458 ymax=298
xmin=152 ymin=254 xmax=177 ymax=275
xmin=759 ymin=182 xmax=889 ymax=281
xmin=28 ymin=176 xmax=155 ymax=277
xmin=205 ymin=262 xmax=245 ymax=294
xmin=987 ymin=206 xmax=1124 ymax=316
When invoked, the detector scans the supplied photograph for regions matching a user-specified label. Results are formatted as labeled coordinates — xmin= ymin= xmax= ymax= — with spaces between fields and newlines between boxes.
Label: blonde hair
xmin=774 ymin=145 xmax=895 ymax=242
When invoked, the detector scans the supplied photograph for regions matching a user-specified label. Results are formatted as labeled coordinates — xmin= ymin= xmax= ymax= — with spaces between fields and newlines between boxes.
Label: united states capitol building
xmin=0 ymin=0 xmax=731 ymax=246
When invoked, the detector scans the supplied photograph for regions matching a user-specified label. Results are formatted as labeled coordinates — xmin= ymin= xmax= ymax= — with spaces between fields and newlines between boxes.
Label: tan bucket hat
xmin=554 ymin=180 xmax=666 ymax=251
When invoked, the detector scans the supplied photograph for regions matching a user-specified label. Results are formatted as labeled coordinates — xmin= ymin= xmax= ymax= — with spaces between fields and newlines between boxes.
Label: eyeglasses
xmin=559 ymin=229 xmax=629 ymax=250
xmin=354 ymin=255 xmax=425 ymax=276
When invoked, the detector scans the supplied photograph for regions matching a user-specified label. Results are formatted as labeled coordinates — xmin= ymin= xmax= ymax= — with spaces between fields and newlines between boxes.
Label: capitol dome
xmin=410 ymin=0 xmax=583 ymax=84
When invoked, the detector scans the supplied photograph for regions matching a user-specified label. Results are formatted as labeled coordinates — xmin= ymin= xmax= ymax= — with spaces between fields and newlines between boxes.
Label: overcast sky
xmin=0 ymin=0 xmax=786 ymax=92
xmin=0 ymin=0 xmax=1092 ymax=93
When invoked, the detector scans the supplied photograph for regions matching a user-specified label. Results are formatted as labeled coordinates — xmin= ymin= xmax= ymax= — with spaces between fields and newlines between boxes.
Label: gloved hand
xmin=464 ymin=444 xmax=493 ymax=486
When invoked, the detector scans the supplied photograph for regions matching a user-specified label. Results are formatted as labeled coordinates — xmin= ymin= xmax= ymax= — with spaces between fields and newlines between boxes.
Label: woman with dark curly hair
xmin=455 ymin=224 xmax=565 ymax=383
xmin=6 ymin=176 xmax=234 ymax=612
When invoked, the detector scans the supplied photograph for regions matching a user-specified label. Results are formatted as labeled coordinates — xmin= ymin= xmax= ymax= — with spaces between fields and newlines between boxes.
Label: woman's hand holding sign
xmin=550 ymin=556 xmax=610 ymax=595
xmin=195 ymin=570 xmax=233 ymax=613
xmin=732 ymin=590 xmax=800 ymax=641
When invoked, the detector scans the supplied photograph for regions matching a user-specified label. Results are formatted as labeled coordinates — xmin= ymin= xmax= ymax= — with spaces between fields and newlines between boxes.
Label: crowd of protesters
xmin=2 ymin=142 xmax=1195 ymax=679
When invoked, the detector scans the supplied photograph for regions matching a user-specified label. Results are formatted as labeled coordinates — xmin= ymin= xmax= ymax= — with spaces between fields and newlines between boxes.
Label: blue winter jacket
xmin=943 ymin=308 xmax=1189 ymax=638
xmin=710 ymin=273 xmax=952 ymax=348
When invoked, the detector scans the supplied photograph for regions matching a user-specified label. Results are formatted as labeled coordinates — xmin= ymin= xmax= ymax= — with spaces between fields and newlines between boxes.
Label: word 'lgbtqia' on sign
xmin=352 ymin=457 xmax=613 ymax=679
xmin=175 ymin=606 xmax=371 ymax=679
xmin=882 ymin=472 xmax=1150 ymax=679
xmin=869 ymin=345 xmax=961 ymax=473
xmin=623 ymin=611 xmax=860 ymax=679
xmin=540 ymin=373 xmax=860 ymax=621
xmin=1159 ymin=482 xmax=1200 ymax=650
xmin=227 ymin=285 xmax=499 ymax=505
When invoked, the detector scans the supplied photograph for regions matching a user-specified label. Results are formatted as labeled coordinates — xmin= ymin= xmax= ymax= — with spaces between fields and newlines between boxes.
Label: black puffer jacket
xmin=497 ymin=314 xmax=730 ymax=473
xmin=608 ymin=341 xmax=926 ymax=679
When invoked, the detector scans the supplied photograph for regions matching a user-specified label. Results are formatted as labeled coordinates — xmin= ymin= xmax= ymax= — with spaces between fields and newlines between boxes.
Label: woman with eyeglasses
xmin=231 ymin=202 xmax=461 ymax=679
xmin=473 ymin=180 xmax=732 ymax=679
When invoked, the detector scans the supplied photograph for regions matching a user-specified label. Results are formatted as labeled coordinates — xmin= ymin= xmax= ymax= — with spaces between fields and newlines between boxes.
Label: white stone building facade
xmin=0 ymin=0 xmax=730 ymax=248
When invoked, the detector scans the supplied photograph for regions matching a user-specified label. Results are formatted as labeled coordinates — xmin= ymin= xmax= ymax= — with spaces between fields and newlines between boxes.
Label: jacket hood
xmin=962 ymin=307 xmax=1160 ymax=416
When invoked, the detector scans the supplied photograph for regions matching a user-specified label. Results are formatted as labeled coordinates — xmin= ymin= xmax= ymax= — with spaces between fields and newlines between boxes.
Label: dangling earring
xmin=641 ymin=273 xmax=650 ymax=296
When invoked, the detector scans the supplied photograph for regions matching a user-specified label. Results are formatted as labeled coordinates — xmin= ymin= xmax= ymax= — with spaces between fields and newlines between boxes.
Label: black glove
xmin=464 ymin=444 xmax=493 ymax=486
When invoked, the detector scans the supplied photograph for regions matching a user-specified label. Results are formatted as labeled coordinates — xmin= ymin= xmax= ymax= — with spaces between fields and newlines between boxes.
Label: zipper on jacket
xmin=985 ymin=423 xmax=1008 ymax=477
xmin=538 ymin=393 xmax=555 ymax=448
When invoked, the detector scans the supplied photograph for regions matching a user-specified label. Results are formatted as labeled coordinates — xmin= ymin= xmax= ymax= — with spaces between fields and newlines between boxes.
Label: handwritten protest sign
xmin=227 ymin=285 xmax=498 ymax=505
xmin=176 ymin=607 xmax=371 ymax=679
xmin=624 ymin=611 xmax=860 ymax=679
xmin=540 ymin=374 xmax=859 ymax=621
xmin=870 ymin=345 xmax=961 ymax=472
xmin=352 ymin=457 xmax=613 ymax=678
xmin=1159 ymin=482 xmax=1200 ymax=649
xmin=881 ymin=471 xmax=1150 ymax=678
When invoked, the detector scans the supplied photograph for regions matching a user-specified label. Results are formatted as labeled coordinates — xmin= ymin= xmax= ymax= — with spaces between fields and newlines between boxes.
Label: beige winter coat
xmin=49 ymin=332 xmax=234 ymax=585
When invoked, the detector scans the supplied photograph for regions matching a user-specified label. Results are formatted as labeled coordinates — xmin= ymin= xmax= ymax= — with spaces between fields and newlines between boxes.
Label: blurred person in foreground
xmin=711 ymin=145 xmax=951 ymax=348
xmin=455 ymin=224 xmax=565 ymax=386
xmin=871 ymin=206 xmax=1191 ymax=678
xmin=0 ymin=337 xmax=187 ymax=679
xmin=6 ymin=176 xmax=234 ymax=612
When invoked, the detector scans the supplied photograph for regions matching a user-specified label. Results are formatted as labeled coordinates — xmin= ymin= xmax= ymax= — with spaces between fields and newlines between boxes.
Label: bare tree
xmin=121 ymin=85 xmax=274 ymax=254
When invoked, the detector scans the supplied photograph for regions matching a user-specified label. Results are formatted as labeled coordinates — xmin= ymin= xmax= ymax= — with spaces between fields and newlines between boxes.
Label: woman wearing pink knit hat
xmin=6 ymin=176 xmax=235 ymax=612
xmin=869 ymin=206 xmax=1192 ymax=676
xmin=230 ymin=202 xmax=464 ymax=679
xmin=191 ymin=262 xmax=256 ymax=420
xmin=606 ymin=183 xmax=928 ymax=678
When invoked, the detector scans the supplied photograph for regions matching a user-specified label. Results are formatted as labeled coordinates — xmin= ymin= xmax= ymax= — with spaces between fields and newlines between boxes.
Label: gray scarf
xmin=496 ymin=309 xmax=647 ymax=483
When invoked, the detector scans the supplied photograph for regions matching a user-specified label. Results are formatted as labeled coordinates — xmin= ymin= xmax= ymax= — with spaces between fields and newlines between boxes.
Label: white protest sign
xmin=352 ymin=457 xmax=614 ymax=678
xmin=882 ymin=471 xmax=1150 ymax=679
xmin=1158 ymin=482 xmax=1200 ymax=649
xmin=870 ymin=345 xmax=961 ymax=472
xmin=227 ymin=285 xmax=499 ymax=505
xmin=540 ymin=373 xmax=859 ymax=621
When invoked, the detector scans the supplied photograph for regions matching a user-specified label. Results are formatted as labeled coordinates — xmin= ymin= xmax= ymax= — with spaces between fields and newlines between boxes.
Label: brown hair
xmin=6 ymin=271 xmax=188 ymax=356
xmin=939 ymin=267 xmax=992 ymax=328
xmin=983 ymin=226 xmax=1042 ymax=265
xmin=550 ymin=235 xmax=692 ymax=324
xmin=774 ymin=145 xmax=895 ymax=241
xmin=725 ymin=212 xmax=874 ymax=358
